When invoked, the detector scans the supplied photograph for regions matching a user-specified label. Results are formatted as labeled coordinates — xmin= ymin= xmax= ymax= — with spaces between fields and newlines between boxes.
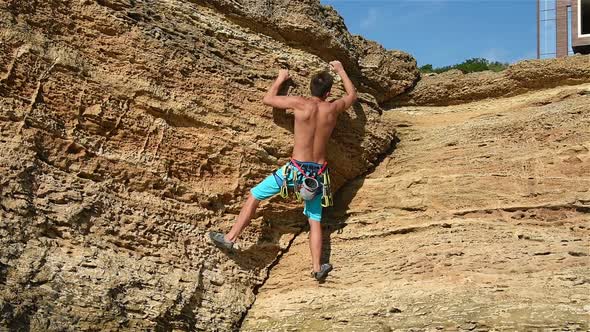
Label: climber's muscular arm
xmin=330 ymin=61 xmax=357 ymax=113
xmin=262 ymin=69 xmax=305 ymax=110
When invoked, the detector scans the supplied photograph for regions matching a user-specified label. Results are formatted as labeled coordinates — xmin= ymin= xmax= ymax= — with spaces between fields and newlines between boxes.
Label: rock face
xmin=353 ymin=36 xmax=419 ymax=103
xmin=0 ymin=0 xmax=414 ymax=330
xmin=243 ymin=84 xmax=590 ymax=330
xmin=2 ymin=0 xmax=588 ymax=330
xmin=203 ymin=0 xmax=419 ymax=103
xmin=393 ymin=55 xmax=590 ymax=106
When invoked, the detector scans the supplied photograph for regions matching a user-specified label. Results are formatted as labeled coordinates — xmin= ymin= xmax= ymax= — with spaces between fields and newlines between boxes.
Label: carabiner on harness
xmin=293 ymin=167 xmax=302 ymax=202
xmin=279 ymin=164 xmax=290 ymax=199
xmin=321 ymin=169 xmax=334 ymax=207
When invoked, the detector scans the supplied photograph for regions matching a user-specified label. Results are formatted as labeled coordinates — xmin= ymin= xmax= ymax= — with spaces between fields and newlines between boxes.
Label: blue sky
xmin=321 ymin=0 xmax=538 ymax=68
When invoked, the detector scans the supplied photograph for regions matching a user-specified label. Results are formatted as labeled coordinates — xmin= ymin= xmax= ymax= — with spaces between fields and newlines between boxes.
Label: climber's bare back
xmin=290 ymin=98 xmax=339 ymax=164
xmin=261 ymin=61 xmax=357 ymax=164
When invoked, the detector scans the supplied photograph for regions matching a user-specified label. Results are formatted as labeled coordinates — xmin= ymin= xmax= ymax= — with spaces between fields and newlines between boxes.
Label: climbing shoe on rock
xmin=311 ymin=263 xmax=333 ymax=281
xmin=209 ymin=231 xmax=234 ymax=251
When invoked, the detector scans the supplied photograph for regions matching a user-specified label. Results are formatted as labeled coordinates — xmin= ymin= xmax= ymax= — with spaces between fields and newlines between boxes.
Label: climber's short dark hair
xmin=310 ymin=71 xmax=334 ymax=97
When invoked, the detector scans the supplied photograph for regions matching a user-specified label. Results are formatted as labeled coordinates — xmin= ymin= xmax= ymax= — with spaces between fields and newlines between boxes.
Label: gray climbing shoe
xmin=311 ymin=263 xmax=333 ymax=281
xmin=209 ymin=231 xmax=234 ymax=251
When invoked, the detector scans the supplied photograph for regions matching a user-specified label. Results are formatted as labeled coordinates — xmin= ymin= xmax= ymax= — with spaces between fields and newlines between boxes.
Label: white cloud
xmin=482 ymin=48 xmax=509 ymax=62
xmin=360 ymin=8 xmax=379 ymax=29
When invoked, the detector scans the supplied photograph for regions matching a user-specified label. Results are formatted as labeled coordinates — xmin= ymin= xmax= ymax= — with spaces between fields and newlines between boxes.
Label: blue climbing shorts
xmin=250 ymin=161 xmax=325 ymax=222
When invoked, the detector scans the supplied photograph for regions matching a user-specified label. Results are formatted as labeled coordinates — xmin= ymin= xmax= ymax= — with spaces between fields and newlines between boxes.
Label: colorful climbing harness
xmin=274 ymin=159 xmax=334 ymax=207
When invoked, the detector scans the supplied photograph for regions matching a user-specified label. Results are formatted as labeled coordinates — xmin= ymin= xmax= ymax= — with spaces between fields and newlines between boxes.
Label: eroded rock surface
xmin=0 ymin=0 xmax=408 ymax=330
xmin=394 ymin=55 xmax=590 ymax=106
xmin=243 ymin=84 xmax=590 ymax=331
xmin=202 ymin=0 xmax=419 ymax=103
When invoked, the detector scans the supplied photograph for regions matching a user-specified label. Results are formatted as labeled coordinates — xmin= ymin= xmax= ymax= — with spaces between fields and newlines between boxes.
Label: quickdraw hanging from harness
xmin=320 ymin=167 xmax=333 ymax=207
xmin=276 ymin=159 xmax=334 ymax=207
xmin=279 ymin=164 xmax=291 ymax=199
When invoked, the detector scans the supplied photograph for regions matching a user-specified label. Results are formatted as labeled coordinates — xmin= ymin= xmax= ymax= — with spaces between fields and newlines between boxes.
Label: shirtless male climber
xmin=209 ymin=60 xmax=357 ymax=281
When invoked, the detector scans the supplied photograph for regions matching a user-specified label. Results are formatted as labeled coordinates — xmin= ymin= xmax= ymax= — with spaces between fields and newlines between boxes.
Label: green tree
xmin=419 ymin=58 xmax=509 ymax=74
xmin=419 ymin=64 xmax=434 ymax=73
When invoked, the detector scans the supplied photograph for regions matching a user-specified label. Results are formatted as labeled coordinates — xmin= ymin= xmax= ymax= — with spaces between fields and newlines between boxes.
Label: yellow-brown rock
xmin=2 ymin=0 xmax=589 ymax=331
xmin=243 ymin=84 xmax=590 ymax=331
xmin=393 ymin=55 xmax=590 ymax=106
xmin=0 ymin=0 xmax=414 ymax=330
xmin=202 ymin=0 xmax=419 ymax=103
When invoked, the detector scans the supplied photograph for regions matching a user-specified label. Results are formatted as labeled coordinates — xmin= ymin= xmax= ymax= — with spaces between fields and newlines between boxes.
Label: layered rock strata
xmin=0 ymin=0 xmax=416 ymax=330
xmin=243 ymin=84 xmax=590 ymax=331
xmin=202 ymin=0 xmax=419 ymax=103
xmin=394 ymin=55 xmax=590 ymax=106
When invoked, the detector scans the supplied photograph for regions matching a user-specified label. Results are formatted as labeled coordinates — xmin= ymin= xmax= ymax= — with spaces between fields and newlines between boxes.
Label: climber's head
xmin=310 ymin=71 xmax=333 ymax=100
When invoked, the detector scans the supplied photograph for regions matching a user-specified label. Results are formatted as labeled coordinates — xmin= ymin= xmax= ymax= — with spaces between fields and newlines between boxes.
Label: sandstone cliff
xmin=202 ymin=0 xmax=419 ymax=102
xmin=244 ymin=84 xmax=590 ymax=331
xmin=2 ymin=0 xmax=589 ymax=331
xmin=393 ymin=55 xmax=590 ymax=106
xmin=0 ymin=0 xmax=416 ymax=330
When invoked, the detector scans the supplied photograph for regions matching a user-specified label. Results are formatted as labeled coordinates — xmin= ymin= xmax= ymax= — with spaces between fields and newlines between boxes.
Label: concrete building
xmin=555 ymin=0 xmax=590 ymax=56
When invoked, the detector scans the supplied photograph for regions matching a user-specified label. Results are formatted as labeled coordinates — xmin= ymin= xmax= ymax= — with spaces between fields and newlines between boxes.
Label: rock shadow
xmin=220 ymin=205 xmax=305 ymax=271
xmin=271 ymin=79 xmax=296 ymax=131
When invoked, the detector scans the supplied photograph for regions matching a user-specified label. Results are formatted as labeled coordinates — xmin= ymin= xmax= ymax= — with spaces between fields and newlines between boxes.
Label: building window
xmin=539 ymin=0 xmax=557 ymax=57
xmin=581 ymin=0 xmax=590 ymax=36
xmin=569 ymin=7 xmax=574 ymax=54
